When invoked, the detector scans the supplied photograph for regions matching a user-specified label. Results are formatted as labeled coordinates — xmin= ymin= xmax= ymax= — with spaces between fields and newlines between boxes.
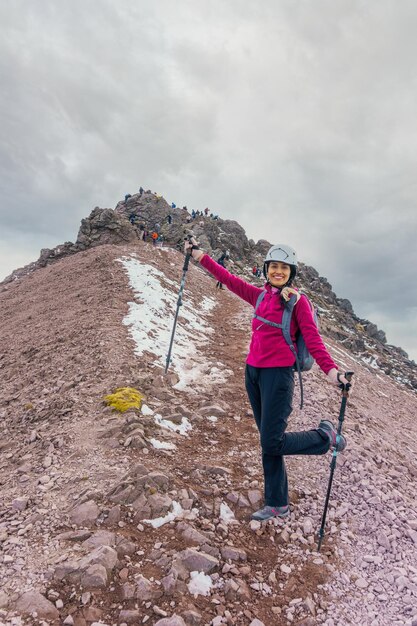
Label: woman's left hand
xmin=184 ymin=237 xmax=204 ymax=262
xmin=184 ymin=239 xmax=194 ymax=255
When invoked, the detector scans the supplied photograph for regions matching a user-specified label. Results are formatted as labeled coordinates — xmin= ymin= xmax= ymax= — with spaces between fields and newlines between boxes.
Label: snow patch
xmin=200 ymin=296 xmax=216 ymax=312
xmin=141 ymin=404 xmax=154 ymax=416
xmin=220 ymin=501 xmax=236 ymax=524
xmin=154 ymin=413 xmax=192 ymax=435
xmin=149 ymin=438 xmax=176 ymax=450
xmin=361 ymin=355 xmax=380 ymax=370
xmin=143 ymin=501 xmax=183 ymax=528
xmin=143 ymin=501 xmax=199 ymax=528
xmin=187 ymin=571 xmax=213 ymax=597
xmin=118 ymin=256 xmax=229 ymax=391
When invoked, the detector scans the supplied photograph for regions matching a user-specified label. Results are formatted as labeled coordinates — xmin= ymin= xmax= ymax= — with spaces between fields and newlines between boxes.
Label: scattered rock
xmin=13 ymin=591 xmax=59 ymax=620
xmin=81 ymin=564 xmax=108 ymax=589
xmin=221 ymin=546 xmax=247 ymax=561
xmin=183 ymin=609 xmax=202 ymax=625
xmin=119 ymin=609 xmax=142 ymax=623
xmin=176 ymin=548 xmax=219 ymax=573
xmin=154 ymin=616 xmax=187 ymax=626
xmin=70 ymin=500 xmax=100 ymax=525
xmin=12 ymin=497 xmax=29 ymax=511
xmin=135 ymin=574 xmax=162 ymax=600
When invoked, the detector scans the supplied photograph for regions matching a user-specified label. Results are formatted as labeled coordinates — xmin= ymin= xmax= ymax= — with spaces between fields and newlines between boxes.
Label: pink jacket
xmin=200 ymin=254 xmax=337 ymax=373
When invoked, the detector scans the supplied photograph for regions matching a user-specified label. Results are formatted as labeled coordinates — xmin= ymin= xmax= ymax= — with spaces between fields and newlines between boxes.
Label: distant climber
xmin=139 ymin=224 xmax=147 ymax=240
xmin=139 ymin=187 xmax=144 ymax=196
xmin=216 ymin=251 xmax=230 ymax=289
xmin=204 ymin=207 xmax=209 ymax=216
xmin=124 ymin=194 xmax=132 ymax=203
xmin=152 ymin=231 xmax=158 ymax=246
xmin=171 ymin=202 xmax=176 ymax=209
xmin=167 ymin=214 xmax=172 ymax=225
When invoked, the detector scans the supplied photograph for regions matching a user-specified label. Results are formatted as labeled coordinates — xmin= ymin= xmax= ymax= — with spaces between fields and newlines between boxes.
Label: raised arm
xmin=185 ymin=241 xmax=261 ymax=307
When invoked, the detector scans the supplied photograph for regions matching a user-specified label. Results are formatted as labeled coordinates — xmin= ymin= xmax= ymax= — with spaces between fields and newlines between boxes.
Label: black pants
xmin=245 ymin=365 xmax=329 ymax=507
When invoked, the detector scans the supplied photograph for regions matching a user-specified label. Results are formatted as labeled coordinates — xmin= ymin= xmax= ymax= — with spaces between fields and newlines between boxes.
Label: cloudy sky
xmin=1 ymin=1 xmax=416 ymax=361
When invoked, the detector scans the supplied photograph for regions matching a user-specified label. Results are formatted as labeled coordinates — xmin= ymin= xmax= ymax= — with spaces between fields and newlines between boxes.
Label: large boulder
xmin=13 ymin=591 xmax=59 ymax=620
xmin=76 ymin=207 xmax=139 ymax=248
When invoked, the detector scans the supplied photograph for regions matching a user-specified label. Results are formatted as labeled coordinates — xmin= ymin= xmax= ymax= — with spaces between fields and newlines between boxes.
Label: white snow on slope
xmin=142 ymin=501 xmax=199 ymax=528
xmin=361 ymin=355 xmax=379 ymax=370
xmin=187 ymin=571 xmax=213 ymax=596
xmin=154 ymin=413 xmax=192 ymax=435
xmin=149 ymin=438 xmax=177 ymax=450
xmin=142 ymin=403 xmax=192 ymax=435
xmin=142 ymin=501 xmax=184 ymax=528
xmin=220 ymin=501 xmax=237 ymax=525
xmin=118 ymin=256 xmax=232 ymax=390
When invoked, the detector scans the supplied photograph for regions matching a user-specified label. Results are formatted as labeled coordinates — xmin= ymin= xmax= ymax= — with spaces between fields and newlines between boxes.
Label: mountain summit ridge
xmin=3 ymin=191 xmax=416 ymax=391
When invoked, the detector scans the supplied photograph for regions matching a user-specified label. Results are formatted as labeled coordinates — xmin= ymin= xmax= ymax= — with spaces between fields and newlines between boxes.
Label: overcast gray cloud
xmin=1 ymin=0 xmax=416 ymax=360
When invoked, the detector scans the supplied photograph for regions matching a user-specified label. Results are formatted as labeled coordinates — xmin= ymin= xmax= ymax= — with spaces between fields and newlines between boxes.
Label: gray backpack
xmin=253 ymin=290 xmax=319 ymax=408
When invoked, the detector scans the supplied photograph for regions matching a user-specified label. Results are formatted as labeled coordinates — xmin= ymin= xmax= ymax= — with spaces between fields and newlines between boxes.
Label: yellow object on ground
xmin=104 ymin=387 xmax=144 ymax=413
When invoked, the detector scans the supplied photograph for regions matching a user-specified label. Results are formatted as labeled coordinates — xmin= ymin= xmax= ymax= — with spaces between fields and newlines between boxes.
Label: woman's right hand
xmin=327 ymin=368 xmax=354 ymax=391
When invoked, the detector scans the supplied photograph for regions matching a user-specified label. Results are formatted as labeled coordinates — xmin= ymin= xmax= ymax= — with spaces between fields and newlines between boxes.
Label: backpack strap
xmin=281 ymin=296 xmax=305 ymax=409
xmin=253 ymin=290 xmax=284 ymax=329
xmin=254 ymin=290 xmax=266 ymax=311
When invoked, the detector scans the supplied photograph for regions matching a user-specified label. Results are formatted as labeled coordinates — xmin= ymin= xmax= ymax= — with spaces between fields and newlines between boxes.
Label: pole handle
xmin=337 ymin=370 xmax=354 ymax=393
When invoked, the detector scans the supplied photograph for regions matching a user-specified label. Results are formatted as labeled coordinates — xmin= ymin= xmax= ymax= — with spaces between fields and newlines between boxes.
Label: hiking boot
xmin=318 ymin=419 xmax=347 ymax=452
xmin=250 ymin=505 xmax=290 ymax=521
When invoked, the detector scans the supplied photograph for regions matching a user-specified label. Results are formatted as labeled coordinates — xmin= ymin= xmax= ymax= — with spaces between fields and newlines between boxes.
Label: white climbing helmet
xmin=264 ymin=244 xmax=297 ymax=266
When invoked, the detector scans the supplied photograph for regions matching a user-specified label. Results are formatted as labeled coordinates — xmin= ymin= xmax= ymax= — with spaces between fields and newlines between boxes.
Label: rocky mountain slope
xmin=0 ymin=197 xmax=416 ymax=626
xmin=5 ymin=192 xmax=416 ymax=393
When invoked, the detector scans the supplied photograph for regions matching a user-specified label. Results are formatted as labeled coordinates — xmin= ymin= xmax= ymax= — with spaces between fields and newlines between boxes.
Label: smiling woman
xmin=184 ymin=237 xmax=352 ymax=523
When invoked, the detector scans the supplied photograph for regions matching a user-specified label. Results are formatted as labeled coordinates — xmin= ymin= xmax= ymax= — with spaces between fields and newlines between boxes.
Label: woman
xmin=184 ymin=240 xmax=351 ymax=521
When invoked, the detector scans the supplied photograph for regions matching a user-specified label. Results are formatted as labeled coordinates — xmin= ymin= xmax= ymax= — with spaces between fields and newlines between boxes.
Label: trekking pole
xmin=317 ymin=371 xmax=354 ymax=552
xmin=164 ymin=236 xmax=193 ymax=374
